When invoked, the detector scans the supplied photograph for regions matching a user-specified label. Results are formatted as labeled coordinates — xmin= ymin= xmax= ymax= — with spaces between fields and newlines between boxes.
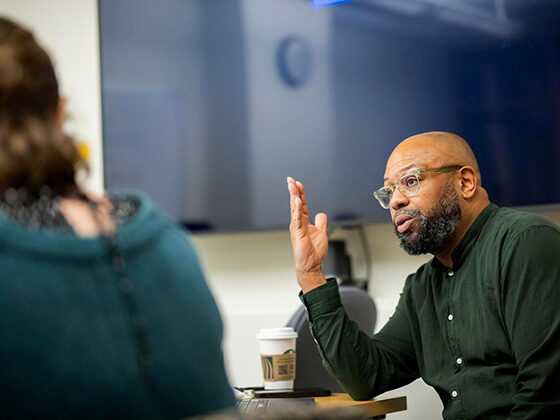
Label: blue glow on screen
xmin=311 ymin=0 xmax=356 ymax=7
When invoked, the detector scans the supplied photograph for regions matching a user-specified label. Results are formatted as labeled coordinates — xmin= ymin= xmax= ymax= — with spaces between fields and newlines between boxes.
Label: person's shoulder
xmin=108 ymin=189 xmax=174 ymax=225
xmin=490 ymin=206 xmax=559 ymax=237
xmin=483 ymin=206 xmax=560 ymax=258
xmin=108 ymin=189 xmax=154 ymax=213
xmin=108 ymin=189 xmax=190 ymax=247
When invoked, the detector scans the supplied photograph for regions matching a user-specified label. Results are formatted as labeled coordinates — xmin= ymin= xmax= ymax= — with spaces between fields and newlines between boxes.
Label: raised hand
xmin=287 ymin=177 xmax=328 ymax=293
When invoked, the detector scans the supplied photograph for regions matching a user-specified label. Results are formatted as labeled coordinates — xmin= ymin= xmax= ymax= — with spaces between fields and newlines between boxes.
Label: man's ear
xmin=56 ymin=97 xmax=66 ymax=129
xmin=458 ymin=166 xmax=477 ymax=199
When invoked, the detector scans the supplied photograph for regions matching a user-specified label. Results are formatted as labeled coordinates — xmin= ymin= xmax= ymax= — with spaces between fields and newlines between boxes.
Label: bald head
xmin=383 ymin=132 xmax=490 ymax=262
xmin=387 ymin=131 xmax=481 ymax=185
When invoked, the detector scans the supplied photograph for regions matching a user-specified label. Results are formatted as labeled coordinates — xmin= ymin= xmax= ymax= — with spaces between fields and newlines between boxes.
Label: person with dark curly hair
xmin=0 ymin=16 xmax=234 ymax=419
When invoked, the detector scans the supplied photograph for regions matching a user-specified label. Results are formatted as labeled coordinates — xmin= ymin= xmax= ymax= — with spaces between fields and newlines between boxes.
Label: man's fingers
xmin=294 ymin=197 xmax=301 ymax=220
xmin=287 ymin=176 xmax=301 ymax=223
xmin=288 ymin=177 xmax=309 ymax=235
xmin=296 ymin=181 xmax=310 ymax=218
xmin=296 ymin=181 xmax=307 ymax=207
xmin=314 ymin=212 xmax=328 ymax=233
xmin=288 ymin=180 xmax=299 ymax=198
xmin=290 ymin=194 xmax=308 ymax=234
xmin=287 ymin=177 xmax=299 ymax=217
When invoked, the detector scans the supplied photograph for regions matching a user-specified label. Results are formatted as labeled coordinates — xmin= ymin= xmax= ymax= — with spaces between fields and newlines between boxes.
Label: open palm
xmin=287 ymin=177 xmax=328 ymax=292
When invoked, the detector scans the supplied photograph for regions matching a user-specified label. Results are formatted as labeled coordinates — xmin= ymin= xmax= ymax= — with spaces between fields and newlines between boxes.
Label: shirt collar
xmin=431 ymin=203 xmax=499 ymax=271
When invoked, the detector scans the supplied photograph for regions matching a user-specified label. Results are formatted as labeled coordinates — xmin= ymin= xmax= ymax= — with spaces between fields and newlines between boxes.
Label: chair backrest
xmin=286 ymin=285 xmax=376 ymax=392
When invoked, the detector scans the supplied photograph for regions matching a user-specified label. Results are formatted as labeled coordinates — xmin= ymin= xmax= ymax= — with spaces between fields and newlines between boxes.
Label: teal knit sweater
xmin=0 ymin=192 xmax=235 ymax=419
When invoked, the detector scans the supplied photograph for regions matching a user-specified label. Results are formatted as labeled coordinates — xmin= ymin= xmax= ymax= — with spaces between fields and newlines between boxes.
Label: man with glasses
xmin=287 ymin=131 xmax=560 ymax=419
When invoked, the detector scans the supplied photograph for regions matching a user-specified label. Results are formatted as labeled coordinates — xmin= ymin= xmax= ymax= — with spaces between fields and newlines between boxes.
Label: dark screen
xmin=100 ymin=0 xmax=560 ymax=231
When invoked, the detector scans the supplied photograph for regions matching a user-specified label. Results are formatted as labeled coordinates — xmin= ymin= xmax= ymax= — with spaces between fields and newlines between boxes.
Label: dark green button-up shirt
xmin=301 ymin=204 xmax=560 ymax=419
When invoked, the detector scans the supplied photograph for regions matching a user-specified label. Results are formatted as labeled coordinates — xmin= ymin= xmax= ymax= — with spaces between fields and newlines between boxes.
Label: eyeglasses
xmin=373 ymin=165 xmax=462 ymax=209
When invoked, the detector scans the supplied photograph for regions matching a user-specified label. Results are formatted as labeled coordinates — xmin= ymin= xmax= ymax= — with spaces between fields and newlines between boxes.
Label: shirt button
xmin=456 ymin=357 xmax=463 ymax=365
xmin=451 ymin=390 xmax=458 ymax=398
xmin=448 ymin=271 xmax=454 ymax=277
xmin=448 ymin=314 xmax=454 ymax=321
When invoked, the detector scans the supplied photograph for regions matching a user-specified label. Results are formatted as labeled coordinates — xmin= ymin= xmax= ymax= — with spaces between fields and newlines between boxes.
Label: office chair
xmin=286 ymin=284 xmax=377 ymax=392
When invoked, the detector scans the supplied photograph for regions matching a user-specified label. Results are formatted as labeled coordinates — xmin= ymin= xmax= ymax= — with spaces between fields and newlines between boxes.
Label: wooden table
xmin=315 ymin=393 xmax=407 ymax=418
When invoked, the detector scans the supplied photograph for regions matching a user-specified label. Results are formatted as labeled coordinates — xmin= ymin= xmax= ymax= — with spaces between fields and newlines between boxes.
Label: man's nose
xmin=390 ymin=187 xmax=409 ymax=210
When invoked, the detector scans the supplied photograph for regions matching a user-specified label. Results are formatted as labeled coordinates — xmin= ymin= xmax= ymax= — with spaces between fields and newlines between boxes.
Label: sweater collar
xmin=0 ymin=190 xmax=170 ymax=258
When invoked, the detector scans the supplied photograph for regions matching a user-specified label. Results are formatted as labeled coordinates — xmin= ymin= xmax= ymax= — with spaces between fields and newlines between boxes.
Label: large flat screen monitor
xmin=100 ymin=0 xmax=560 ymax=232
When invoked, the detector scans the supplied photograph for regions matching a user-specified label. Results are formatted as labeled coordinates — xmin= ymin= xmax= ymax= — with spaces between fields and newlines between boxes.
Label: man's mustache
xmin=393 ymin=209 xmax=423 ymax=224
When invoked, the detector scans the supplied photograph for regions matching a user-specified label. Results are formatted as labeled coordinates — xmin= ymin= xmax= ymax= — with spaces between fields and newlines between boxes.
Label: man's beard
xmin=394 ymin=183 xmax=462 ymax=256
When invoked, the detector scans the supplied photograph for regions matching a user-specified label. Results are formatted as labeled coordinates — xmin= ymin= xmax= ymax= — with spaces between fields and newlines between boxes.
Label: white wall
xmin=0 ymin=0 xmax=104 ymax=193
xmin=3 ymin=2 xmax=560 ymax=419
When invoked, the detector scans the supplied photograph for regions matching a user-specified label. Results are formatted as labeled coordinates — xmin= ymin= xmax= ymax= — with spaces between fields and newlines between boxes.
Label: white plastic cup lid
xmin=257 ymin=327 xmax=298 ymax=340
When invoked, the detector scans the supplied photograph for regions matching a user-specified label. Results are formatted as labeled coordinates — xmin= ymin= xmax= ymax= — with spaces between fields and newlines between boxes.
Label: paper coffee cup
xmin=257 ymin=327 xmax=298 ymax=390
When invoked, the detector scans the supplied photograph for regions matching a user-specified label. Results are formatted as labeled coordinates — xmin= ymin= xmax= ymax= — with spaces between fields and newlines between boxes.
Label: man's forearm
xmin=300 ymin=279 xmax=419 ymax=399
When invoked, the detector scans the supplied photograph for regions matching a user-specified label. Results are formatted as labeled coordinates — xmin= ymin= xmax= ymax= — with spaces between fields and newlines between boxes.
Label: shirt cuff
xmin=299 ymin=277 xmax=342 ymax=318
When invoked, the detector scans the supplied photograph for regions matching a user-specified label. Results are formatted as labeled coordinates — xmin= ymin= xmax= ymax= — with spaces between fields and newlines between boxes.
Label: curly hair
xmin=0 ymin=16 xmax=85 ymax=197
